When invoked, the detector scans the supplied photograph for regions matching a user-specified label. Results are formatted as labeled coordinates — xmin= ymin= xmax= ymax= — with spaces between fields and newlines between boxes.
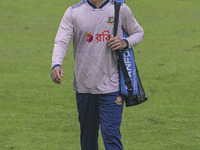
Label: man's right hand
xmin=51 ymin=66 xmax=64 ymax=84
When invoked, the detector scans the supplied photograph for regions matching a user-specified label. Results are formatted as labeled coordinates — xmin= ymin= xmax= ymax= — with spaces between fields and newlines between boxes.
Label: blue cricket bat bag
xmin=114 ymin=0 xmax=148 ymax=106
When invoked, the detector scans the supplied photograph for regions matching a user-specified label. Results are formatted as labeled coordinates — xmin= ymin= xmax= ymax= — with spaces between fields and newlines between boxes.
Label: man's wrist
xmin=52 ymin=64 xmax=61 ymax=70
xmin=123 ymin=39 xmax=129 ymax=49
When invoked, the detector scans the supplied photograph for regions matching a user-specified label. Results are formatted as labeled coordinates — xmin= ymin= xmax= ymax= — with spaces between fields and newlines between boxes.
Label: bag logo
xmin=115 ymin=96 xmax=122 ymax=105
xmin=107 ymin=16 xmax=115 ymax=26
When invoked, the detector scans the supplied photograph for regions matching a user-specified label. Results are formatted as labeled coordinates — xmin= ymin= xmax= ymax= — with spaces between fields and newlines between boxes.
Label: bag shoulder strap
xmin=114 ymin=1 xmax=133 ymax=97
xmin=114 ymin=1 xmax=121 ymax=37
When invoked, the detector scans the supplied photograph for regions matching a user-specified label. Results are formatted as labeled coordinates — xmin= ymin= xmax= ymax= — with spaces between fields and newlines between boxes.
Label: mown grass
xmin=0 ymin=0 xmax=200 ymax=149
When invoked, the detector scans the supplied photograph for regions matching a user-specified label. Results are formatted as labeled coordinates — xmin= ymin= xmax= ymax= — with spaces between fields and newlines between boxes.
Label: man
xmin=51 ymin=0 xmax=144 ymax=149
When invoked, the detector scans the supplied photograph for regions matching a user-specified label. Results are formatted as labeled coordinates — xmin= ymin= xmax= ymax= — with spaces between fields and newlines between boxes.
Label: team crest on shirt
xmin=115 ymin=96 xmax=122 ymax=105
xmin=107 ymin=16 xmax=115 ymax=26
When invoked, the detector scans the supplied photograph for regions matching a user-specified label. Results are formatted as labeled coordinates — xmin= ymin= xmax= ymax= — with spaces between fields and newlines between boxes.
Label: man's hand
xmin=51 ymin=66 xmax=64 ymax=84
xmin=107 ymin=35 xmax=127 ymax=51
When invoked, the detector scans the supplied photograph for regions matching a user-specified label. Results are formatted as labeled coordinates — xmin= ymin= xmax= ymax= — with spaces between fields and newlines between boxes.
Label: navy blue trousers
xmin=76 ymin=91 xmax=124 ymax=150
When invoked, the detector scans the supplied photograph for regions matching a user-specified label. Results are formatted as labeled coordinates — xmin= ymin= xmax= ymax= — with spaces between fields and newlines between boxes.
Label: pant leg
xmin=76 ymin=93 xmax=100 ymax=150
xmin=98 ymin=91 xmax=124 ymax=150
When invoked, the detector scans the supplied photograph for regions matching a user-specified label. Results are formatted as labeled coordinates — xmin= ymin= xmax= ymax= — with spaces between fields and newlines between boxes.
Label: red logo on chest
xmin=85 ymin=30 xmax=111 ymax=43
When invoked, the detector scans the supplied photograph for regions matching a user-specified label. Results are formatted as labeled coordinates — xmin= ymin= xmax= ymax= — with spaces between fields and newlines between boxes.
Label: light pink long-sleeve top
xmin=52 ymin=0 xmax=144 ymax=94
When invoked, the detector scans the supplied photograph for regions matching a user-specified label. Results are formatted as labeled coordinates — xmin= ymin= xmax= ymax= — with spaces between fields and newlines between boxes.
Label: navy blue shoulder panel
xmin=71 ymin=0 xmax=86 ymax=9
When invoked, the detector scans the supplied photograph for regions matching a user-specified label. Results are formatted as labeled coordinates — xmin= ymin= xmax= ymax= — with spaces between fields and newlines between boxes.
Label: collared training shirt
xmin=52 ymin=0 xmax=144 ymax=94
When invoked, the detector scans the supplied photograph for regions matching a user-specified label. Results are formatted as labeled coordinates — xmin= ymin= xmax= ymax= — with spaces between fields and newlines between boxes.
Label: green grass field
xmin=0 ymin=0 xmax=200 ymax=149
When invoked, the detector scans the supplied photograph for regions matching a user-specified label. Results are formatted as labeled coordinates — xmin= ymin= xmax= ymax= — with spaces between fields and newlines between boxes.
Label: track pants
xmin=76 ymin=91 xmax=124 ymax=150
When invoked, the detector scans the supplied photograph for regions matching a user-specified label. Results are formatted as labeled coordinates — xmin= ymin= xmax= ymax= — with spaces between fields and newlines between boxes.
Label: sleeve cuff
xmin=52 ymin=64 xmax=61 ymax=70
xmin=123 ymin=39 xmax=129 ymax=49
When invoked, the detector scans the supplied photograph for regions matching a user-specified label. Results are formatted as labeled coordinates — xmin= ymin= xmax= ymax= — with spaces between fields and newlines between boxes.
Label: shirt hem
xmin=74 ymin=88 xmax=119 ymax=94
